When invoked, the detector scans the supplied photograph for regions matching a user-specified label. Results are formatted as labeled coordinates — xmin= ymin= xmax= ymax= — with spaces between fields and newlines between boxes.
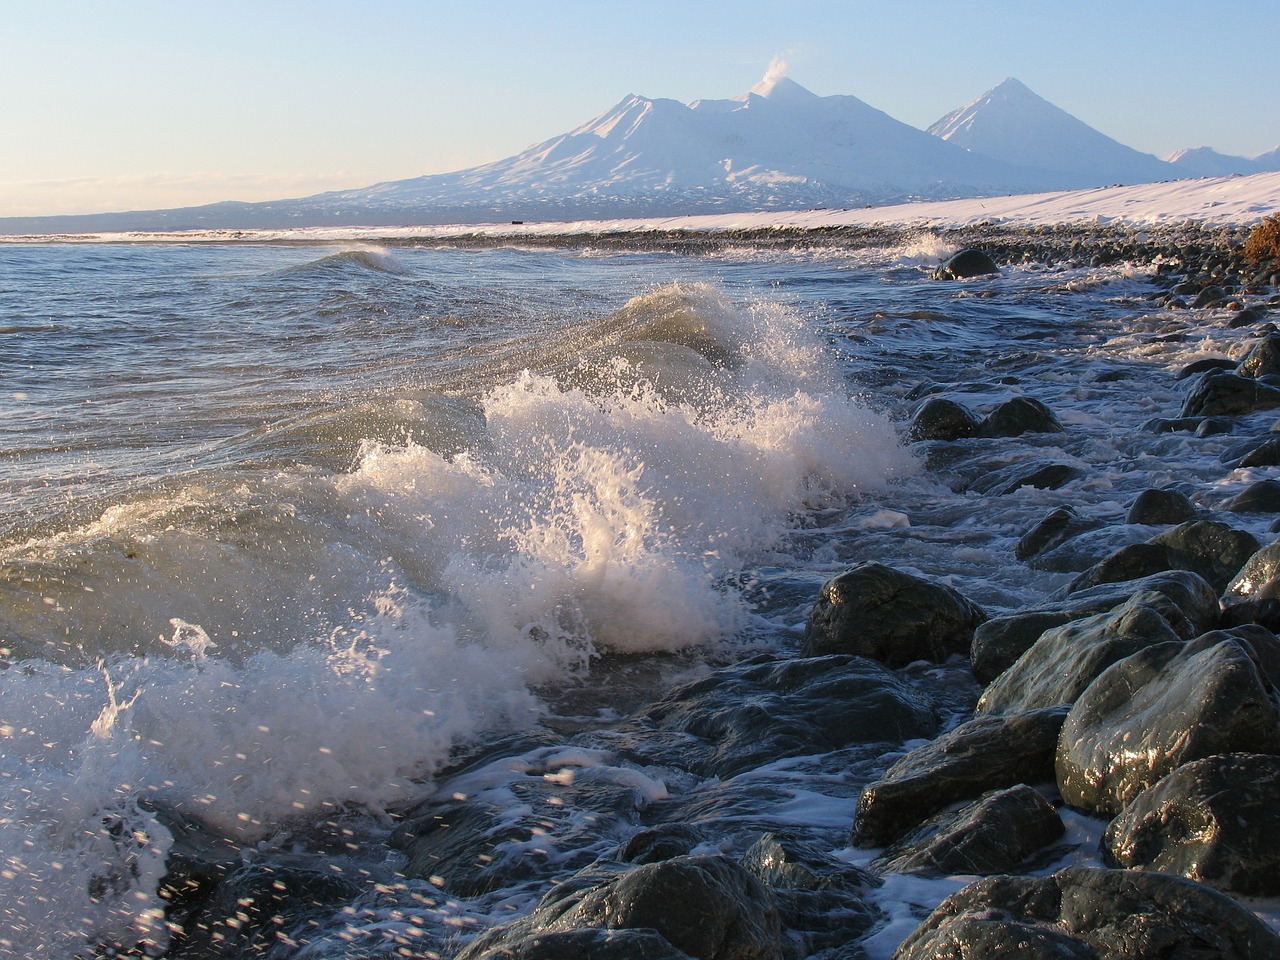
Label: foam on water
xmin=0 ymin=280 xmax=912 ymax=955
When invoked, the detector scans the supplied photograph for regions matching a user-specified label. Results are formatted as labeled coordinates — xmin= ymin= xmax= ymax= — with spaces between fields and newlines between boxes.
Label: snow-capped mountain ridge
xmin=3 ymin=73 xmax=1273 ymax=234
xmin=928 ymin=77 xmax=1172 ymax=187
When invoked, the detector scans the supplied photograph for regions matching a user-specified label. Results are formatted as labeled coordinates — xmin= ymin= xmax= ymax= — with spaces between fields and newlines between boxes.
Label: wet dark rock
xmin=1015 ymin=506 xmax=1098 ymax=564
xmin=1126 ymin=487 xmax=1197 ymax=524
xmin=1104 ymin=753 xmax=1280 ymax=896
xmin=1233 ymin=436 xmax=1280 ymax=467
xmin=852 ymin=706 xmax=1068 ymax=847
xmin=619 ymin=825 xmax=705 ymax=865
xmin=1197 ymin=416 xmax=1238 ymax=436
xmin=167 ymin=858 xmax=363 ymax=959
xmin=977 ymin=396 xmax=1065 ymax=438
xmin=970 ymin=569 xmax=1219 ymax=683
xmin=1143 ymin=414 xmax=1223 ymax=433
xmin=1178 ymin=356 xmax=1237 ymax=379
xmin=1026 ymin=523 xmax=1154 ymax=574
xmin=1180 ymin=368 xmax=1280 ymax=417
xmin=456 ymin=855 xmax=784 ymax=960
xmin=907 ymin=396 xmax=980 ymax=441
xmin=874 ymin=784 xmax=1064 ymax=877
xmin=1192 ymin=285 xmax=1228 ymax=308
xmin=1150 ymin=518 xmax=1259 ymax=588
xmin=391 ymin=740 xmax=653 ymax=896
xmin=1056 ymin=637 xmax=1280 ymax=816
xmin=977 ymin=592 xmax=1185 ymax=716
xmin=891 ymin=866 xmax=1280 ymax=960
xmin=1221 ymin=583 xmax=1280 ymax=633
xmin=1230 ymin=305 xmax=1268 ymax=328
xmin=1055 ymin=519 xmax=1259 ymax=596
xmin=1224 ymin=538 xmax=1280 ymax=599
xmin=1223 ymin=479 xmax=1280 ymax=513
xmin=964 ymin=460 xmax=1083 ymax=496
xmin=646 ymin=654 xmax=940 ymax=778
xmin=933 ymin=248 xmax=999 ymax=280
xmin=456 ymin=928 xmax=696 ymax=960
xmin=1237 ymin=332 xmax=1280 ymax=378
xmin=741 ymin=833 xmax=882 ymax=957
xmin=802 ymin=562 xmax=986 ymax=668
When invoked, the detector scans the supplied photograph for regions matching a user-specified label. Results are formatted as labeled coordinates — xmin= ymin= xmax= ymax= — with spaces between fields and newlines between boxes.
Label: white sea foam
xmin=0 ymin=280 xmax=913 ymax=954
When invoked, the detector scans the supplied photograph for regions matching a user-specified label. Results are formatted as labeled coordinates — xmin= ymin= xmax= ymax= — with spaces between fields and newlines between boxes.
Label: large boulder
xmin=391 ymin=736 xmax=644 ymax=896
xmin=1056 ymin=637 xmax=1280 ymax=816
xmin=891 ymin=867 xmax=1280 ymax=960
xmin=802 ymin=562 xmax=986 ymax=668
xmin=165 ymin=859 xmax=363 ymax=959
xmin=741 ymin=834 xmax=882 ymax=958
xmin=1104 ymin=752 xmax=1280 ymax=896
xmin=970 ymin=569 xmax=1219 ymax=684
xmin=1225 ymin=538 xmax=1280 ymax=599
xmin=964 ymin=460 xmax=1083 ymax=496
xmin=456 ymin=855 xmax=783 ymax=960
xmin=1236 ymin=332 xmax=1280 ymax=379
xmin=1014 ymin=505 xmax=1098 ymax=564
xmin=852 ymin=706 xmax=1068 ymax=847
xmin=1053 ymin=519 xmax=1259 ymax=597
xmin=1180 ymin=368 xmax=1280 ymax=417
xmin=932 ymin=248 xmax=999 ymax=280
xmin=1126 ymin=487 xmax=1198 ymax=524
xmin=1222 ymin=479 xmax=1280 ymax=514
xmin=975 ymin=592 xmax=1186 ymax=716
xmin=977 ymin=397 xmax=1065 ymax=438
xmin=907 ymin=397 xmax=981 ymax=442
xmin=645 ymin=654 xmax=939 ymax=778
xmin=873 ymin=784 xmax=1064 ymax=877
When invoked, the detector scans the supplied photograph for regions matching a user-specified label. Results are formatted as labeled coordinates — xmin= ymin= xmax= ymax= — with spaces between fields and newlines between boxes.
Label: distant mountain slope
xmin=1165 ymin=146 xmax=1260 ymax=178
xmin=4 ymin=73 xmax=1268 ymax=235
xmin=325 ymin=74 xmax=1052 ymax=216
xmin=928 ymin=77 xmax=1173 ymax=187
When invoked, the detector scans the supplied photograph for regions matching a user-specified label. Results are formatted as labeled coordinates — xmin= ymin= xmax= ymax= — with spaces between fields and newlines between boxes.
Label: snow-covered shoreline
xmin=3 ymin=172 xmax=1278 ymax=246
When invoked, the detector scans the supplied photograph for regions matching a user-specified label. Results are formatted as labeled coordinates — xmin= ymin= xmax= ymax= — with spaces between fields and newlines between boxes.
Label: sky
xmin=3 ymin=0 xmax=1277 ymax=218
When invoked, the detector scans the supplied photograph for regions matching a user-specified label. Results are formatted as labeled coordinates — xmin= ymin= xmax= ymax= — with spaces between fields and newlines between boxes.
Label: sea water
xmin=0 ymin=238 xmax=1274 ymax=957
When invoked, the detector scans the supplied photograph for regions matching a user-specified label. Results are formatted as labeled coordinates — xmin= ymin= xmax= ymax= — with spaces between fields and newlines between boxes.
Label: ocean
xmin=1 ymin=236 xmax=1275 ymax=957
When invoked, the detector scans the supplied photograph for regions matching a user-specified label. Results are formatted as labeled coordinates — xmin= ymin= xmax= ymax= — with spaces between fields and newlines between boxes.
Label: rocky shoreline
xmin=146 ymin=224 xmax=1280 ymax=959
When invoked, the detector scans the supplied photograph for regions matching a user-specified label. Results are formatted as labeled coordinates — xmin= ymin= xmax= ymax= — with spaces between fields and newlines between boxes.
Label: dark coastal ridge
xmin=100 ymin=215 xmax=1280 ymax=959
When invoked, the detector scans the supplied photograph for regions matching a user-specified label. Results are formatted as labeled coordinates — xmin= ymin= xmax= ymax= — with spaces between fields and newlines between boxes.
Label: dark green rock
xmin=907 ymin=396 xmax=980 ymax=441
xmin=1224 ymin=479 xmax=1280 ymax=513
xmin=978 ymin=396 xmax=1065 ymax=438
xmin=1105 ymin=753 xmax=1280 ymax=896
xmin=1056 ymin=637 xmax=1280 ymax=816
xmin=874 ymin=784 xmax=1064 ymax=877
xmin=1055 ymin=519 xmax=1259 ymax=596
xmin=966 ymin=460 xmax=1083 ymax=496
xmin=1226 ymin=538 xmax=1280 ymax=599
xmin=1180 ymin=368 xmax=1280 ymax=417
xmin=891 ymin=867 xmax=1280 ymax=960
xmin=933 ymin=248 xmax=999 ymax=280
xmin=852 ymin=706 xmax=1068 ymax=847
xmin=803 ymin=562 xmax=986 ymax=668
xmin=741 ymin=833 xmax=882 ymax=957
xmin=1126 ymin=487 xmax=1197 ymax=524
xmin=646 ymin=654 xmax=939 ymax=778
xmin=1237 ymin=332 xmax=1280 ymax=379
xmin=1014 ymin=505 xmax=1094 ymax=563
xmin=970 ymin=569 xmax=1218 ymax=684
xmin=976 ymin=592 xmax=1185 ymax=716
xmin=456 ymin=855 xmax=784 ymax=960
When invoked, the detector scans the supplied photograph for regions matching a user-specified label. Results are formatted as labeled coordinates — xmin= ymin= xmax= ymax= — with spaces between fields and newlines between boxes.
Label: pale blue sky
xmin=3 ymin=0 xmax=1277 ymax=216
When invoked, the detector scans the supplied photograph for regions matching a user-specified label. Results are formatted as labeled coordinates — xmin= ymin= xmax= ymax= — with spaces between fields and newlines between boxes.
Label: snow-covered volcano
xmin=3 ymin=72 xmax=1251 ymax=234
xmin=335 ymin=73 xmax=1053 ymax=219
xmin=928 ymin=77 xmax=1173 ymax=188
